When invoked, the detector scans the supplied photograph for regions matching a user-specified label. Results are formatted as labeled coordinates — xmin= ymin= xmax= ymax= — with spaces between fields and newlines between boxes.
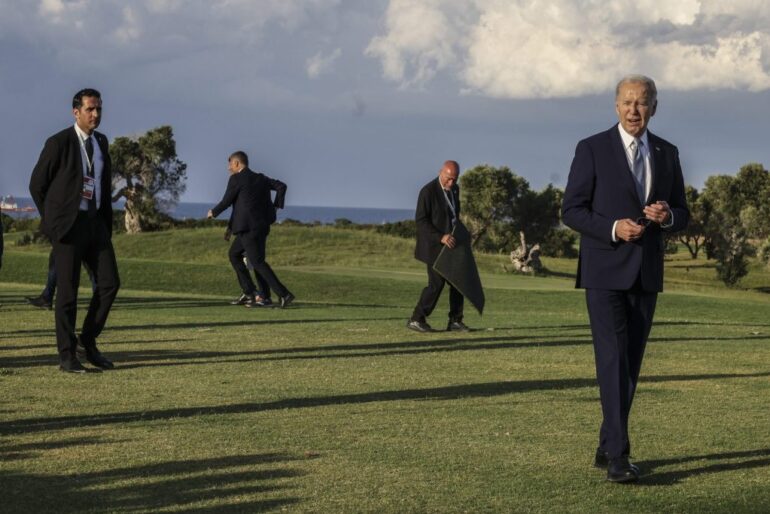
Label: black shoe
xmin=230 ymin=294 xmax=253 ymax=306
xmin=76 ymin=340 xmax=87 ymax=358
xmin=26 ymin=295 xmax=53 ymax=310
xmin=84 ymin=348 xmax=114 ymax=370
xmin=78 ymin=336 xmax=114 ymax=370
xmin=406 ymin=320 xmax=433 ymax=333
xmin=59 ymin=359 xmax=87 ymax=373
xmin=279 ymin=293 xmax=295 ymax=308
xmin=607 ymin=456 xmax=640 ymax=483
xmin=447 ymin=320 xmax=470 ymax=332
xmin=594 ymin=448 xmax=639 ymax=474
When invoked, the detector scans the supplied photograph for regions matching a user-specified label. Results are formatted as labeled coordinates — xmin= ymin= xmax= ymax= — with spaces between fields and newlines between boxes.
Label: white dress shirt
xmin=611 ymin=123 xmax=672 ymax=242
xmin=74 ymin=123 xmax=103 ymax=210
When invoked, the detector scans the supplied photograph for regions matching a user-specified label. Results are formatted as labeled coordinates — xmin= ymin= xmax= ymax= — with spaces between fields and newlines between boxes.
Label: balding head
xmin=438 ymin=160 xmax=460 ymax=190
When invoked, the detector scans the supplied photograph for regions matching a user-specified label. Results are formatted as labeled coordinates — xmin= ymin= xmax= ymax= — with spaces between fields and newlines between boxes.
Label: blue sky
xmin=1 ymin=0 xmax=769 ymax=210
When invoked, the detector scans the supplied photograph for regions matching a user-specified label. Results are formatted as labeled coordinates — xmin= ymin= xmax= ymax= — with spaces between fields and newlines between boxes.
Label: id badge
xmin=82 ymin=176 xmax=96 ymax=200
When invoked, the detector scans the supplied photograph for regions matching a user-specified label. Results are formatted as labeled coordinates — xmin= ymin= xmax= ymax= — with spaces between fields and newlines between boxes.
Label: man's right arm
xmin=562 ymin=139 xmax=623 ymax=243
xmin=210 ymin=175 xmax=239 ymax=218
xmin=29 ymin=136 xmax=60 ymax=219
xmin=415 ymin=187 xmax=444 ymax=245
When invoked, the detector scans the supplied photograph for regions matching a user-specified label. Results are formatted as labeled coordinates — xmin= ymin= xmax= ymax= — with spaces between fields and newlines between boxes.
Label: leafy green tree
xmin=676 ymin=185 xmax=706 ymax=259
xmin=111 ymin=126 xmax=187 ymax=233
xmin=459 ymin=164 xmax=528 ymax=251
xmin=708 ymin=212 xmax=753 ymax=287
xmin=460 ymin=165 xmax=567 ymax=256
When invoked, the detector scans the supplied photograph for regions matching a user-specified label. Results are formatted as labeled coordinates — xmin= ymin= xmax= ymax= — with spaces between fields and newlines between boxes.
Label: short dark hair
xmin=72 ymin=88 xmax=102 ymax=109
xmin=229 ymin=151 xmax=249 ymax=166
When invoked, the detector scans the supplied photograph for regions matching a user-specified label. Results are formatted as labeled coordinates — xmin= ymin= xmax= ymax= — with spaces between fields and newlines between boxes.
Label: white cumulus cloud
xmin=366 ymin=0 xmax=770 ymax=98
xmin=306 ymin=48 xmax=342 ymax=78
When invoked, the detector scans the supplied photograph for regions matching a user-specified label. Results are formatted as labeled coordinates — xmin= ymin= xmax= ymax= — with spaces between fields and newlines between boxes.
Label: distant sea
xmin=2 ymin=197 xmax=414 ymax=225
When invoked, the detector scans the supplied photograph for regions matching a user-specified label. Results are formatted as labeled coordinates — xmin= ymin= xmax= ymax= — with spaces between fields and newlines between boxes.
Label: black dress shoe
xmin=26 ymin=295 xmax=53 ymax=310
xmin=406 ymin=320 xmax=433 ymax=333
xmin=78 ymin=336 xmax=114 ymax=369
xmin=447 ymin=320 xmax=470 ymax=332
xmin=59 ymin=359 xmax=87 ymax=373
xmin=594 ymin=448 xmax=639 ymax=474
xmin=85 ymin=348 xmax=114 ymax=370
xmin=279 ymin=292 xmax=295 ymax=308
xmin=230 ymin=294 xmax=253 ymax=306
xmin=607 ymin=456 xmax=640 ymax=483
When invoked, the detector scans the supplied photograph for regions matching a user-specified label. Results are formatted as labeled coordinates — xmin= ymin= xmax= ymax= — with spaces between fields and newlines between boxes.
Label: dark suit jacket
xmin=562 ymin=125 xmax=689 ymax=292
xmin=29 ymin=127 xmax=113 ymax=242
xmin=211 ymin=168 xmax=286 ymax=234
xmin=415 ymin=177 xmax=460 ymax=265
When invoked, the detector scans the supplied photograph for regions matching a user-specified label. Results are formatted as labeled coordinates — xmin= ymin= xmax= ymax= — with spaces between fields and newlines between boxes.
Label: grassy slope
xmin=1 ymin=226 xmax=769 ymax=513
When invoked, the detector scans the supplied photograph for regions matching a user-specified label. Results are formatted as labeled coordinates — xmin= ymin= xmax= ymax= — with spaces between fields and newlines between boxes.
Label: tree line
xmin=456 ymin=163 xmax=770 ymax=286
xmin=5 ymin=124 xmax=768 ymax=287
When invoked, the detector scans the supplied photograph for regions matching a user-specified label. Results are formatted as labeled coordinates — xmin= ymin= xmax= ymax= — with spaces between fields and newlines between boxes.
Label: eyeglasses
xmin=636 ymin=217 xmax=652 ymax=227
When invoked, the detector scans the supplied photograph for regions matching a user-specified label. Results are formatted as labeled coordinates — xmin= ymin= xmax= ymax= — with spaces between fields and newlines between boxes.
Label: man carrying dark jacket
xmin=408 ymin=160 xmax=469 ymax=333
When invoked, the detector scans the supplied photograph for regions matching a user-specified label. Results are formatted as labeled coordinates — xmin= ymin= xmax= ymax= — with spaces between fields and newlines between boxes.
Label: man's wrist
xmin=660 ymin=209 xmax=674 ymax=228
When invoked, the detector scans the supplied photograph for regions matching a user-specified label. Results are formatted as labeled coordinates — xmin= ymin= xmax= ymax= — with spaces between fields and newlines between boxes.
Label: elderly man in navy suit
xmin=562 ymin=75 xmax=689 ymax=483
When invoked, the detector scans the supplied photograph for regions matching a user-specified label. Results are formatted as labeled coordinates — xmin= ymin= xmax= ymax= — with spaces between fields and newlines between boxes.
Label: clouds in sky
xmin=366 ymin=0 xmax=770 ymax=98
xmin=1 ymin=0 xmax=769 ymax=207
xmin=8 ymin=0 xmax=769 ymax=100
xmin=306 ymin=48 xmax=343 ymax=78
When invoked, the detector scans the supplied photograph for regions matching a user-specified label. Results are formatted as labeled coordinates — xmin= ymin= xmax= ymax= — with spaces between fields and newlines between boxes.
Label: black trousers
xmin=228 ymin=240 xmax=270 ymax=299
xmin=586 ymin=286 xmax=657 ymax=459
xmin=52 ymin=213 xmax=120 ymax=363
xmin=229 ymin=228 xmax=288 ymax=299
xmin=412 ymin=264 xmax=463 ymax=323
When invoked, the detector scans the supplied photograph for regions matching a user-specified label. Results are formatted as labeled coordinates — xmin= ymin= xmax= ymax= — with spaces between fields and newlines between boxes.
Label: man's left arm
xmin=269 ymin=177 xmax=287 ymax=209
xmin=644 ymin=147 xmax=689 ymax=232
xmin=664 ymin=148 xmax=689 ymax=232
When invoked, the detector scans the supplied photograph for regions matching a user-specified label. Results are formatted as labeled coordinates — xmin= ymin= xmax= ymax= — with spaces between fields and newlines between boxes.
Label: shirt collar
xmin=617 ymin=123 xmax=649 ymax=151
xmin=74 ymin=123 xmax=94 ymax=143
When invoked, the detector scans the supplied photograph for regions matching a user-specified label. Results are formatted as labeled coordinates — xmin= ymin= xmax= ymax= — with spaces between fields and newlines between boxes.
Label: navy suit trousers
xmin=586 ymin=285 xmax=657 ymax=459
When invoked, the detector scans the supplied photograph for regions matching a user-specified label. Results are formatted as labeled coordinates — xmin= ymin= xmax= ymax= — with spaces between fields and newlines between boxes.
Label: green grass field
xmin=1 ymin=226 xmax=769 ymax=513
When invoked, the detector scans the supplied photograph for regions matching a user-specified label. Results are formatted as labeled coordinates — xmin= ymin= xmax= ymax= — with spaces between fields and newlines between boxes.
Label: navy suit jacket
xmin=211 ymin=168 xmax=286 ymax=234
xmin=29 ymin=127 xmax=113 ymax=241
xmin=414 ymin=177 xmax=459 ymax=265
xmin=562 ymin=126 xmax=689 ymax=292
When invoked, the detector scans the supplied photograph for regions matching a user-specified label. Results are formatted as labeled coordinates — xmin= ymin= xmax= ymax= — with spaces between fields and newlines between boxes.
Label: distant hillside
xmin=5 ymin=224 xmax=770 ymax=296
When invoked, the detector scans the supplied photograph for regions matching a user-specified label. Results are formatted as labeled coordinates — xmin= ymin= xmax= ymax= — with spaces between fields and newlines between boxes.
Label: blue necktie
xmin=630 ymin=139 xmax=645 ymax=203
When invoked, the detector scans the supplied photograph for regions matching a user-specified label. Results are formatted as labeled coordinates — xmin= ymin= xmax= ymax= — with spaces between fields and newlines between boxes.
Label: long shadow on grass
xmin=0 ymin=336 xmax=590 ymax=369
xmin=0 ymin=339 xmax=188 ymax=353
xmin=115 ymin=296 xmax=403 ymax=310
xmin=0 ymin=436 xmax=117 ymax=462
xmin=0 ymin=317 xmax=404 ymax=339
xmin=2 ymin=452 xmax=302 ymax=512
xmin=637 ymin=448 xmax=770 ymax=486
xmin=2 ymin=371 xmax=769 ymax=436
xmin=4 ymin=332 xmax=769 ymax=370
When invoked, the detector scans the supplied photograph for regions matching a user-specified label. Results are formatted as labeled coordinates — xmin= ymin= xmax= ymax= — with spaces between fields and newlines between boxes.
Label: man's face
xmin=438 ymin=165 xmax=459 ymax=190
xmin=615 ymin=81 xmax=656 ymax=138
xmin=228 ymin=158 xmax=241 ymax=174
xmin=73 ymin=96 xmax=102 ymax=134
